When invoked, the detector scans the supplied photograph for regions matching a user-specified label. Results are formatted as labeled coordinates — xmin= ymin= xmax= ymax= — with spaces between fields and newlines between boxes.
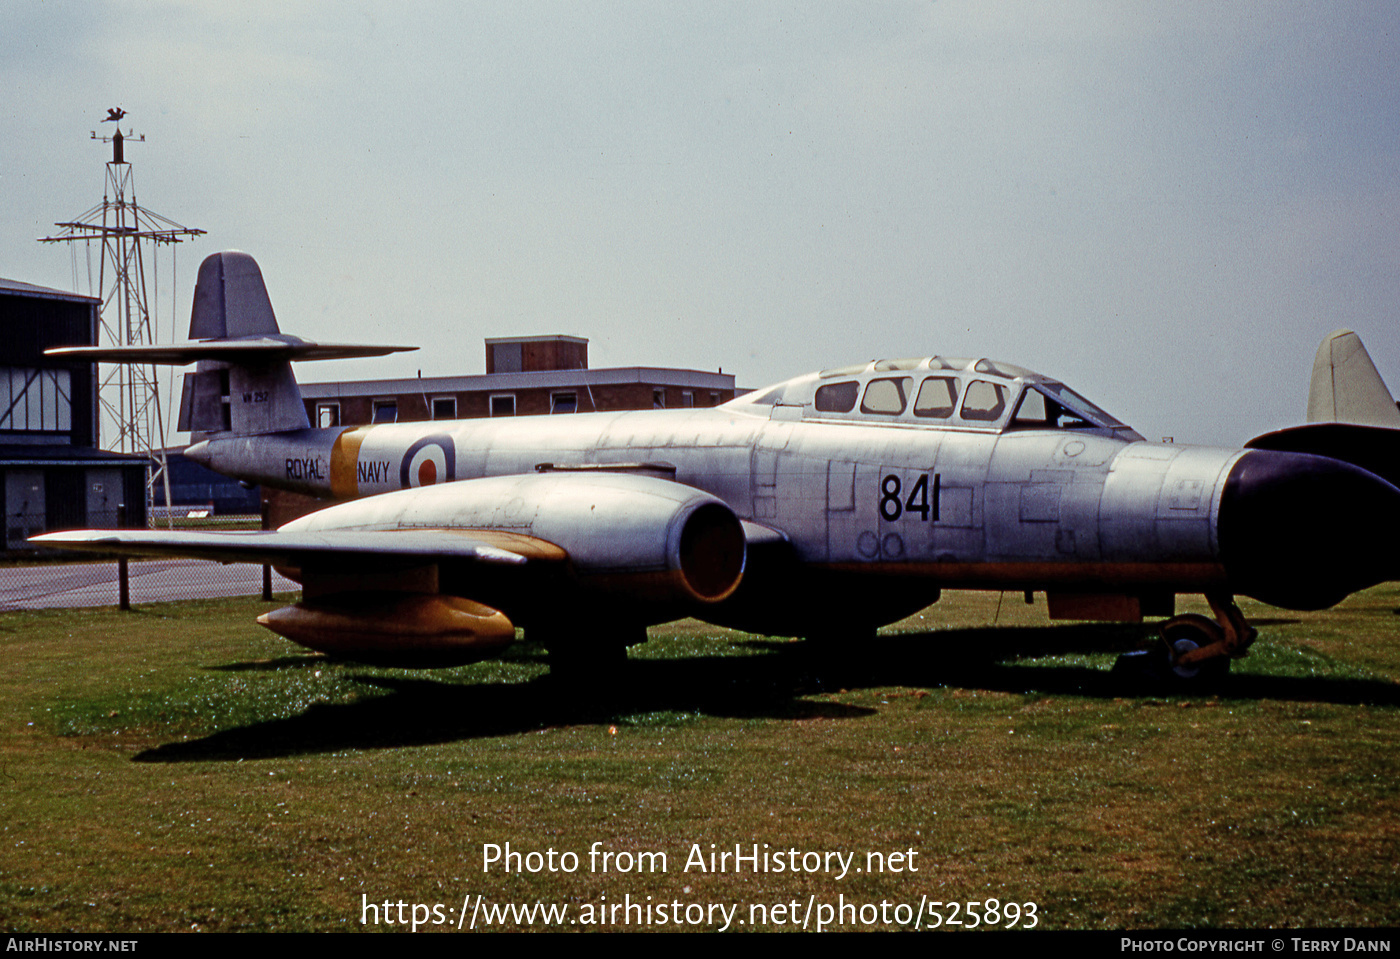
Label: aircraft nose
xmin=1218 ymin=449 xmax=1400 ymax=609
xmin=183 ymin=440 xmax=212 ymax=467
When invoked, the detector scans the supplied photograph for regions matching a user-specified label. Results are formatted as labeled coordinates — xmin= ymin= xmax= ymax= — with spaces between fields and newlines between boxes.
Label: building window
xmin=372 ymin=400 xmax=398 ymax=424
xmin=490 ymin=394 xmax=516 ymax=417
xmin=551 ymin=392 xmax=577 ymax=414
xmin=0 ymin=368 xmax=72 ymax=432
xmin=653 ymin=389 xmax=665 ymax=409
xmin=316 ymin=402 xmax=341 ymax=428
xmin=710 ymin=392 xmax=720 ymax=405
xmin=491 ymin=341 xmax=523 ymax=373
xmin=432 ymin=396 xmax=457 ymax=420
xmin=682 ymin=391 xmax=694 ymax=408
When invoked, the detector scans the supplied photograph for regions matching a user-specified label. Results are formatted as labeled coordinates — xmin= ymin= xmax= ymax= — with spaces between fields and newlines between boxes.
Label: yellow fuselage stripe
xmin=330 ymin=427 xmax=372 ymax=499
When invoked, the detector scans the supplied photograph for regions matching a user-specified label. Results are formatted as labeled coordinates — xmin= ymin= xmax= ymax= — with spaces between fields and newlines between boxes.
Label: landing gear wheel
xmin=800 ymin=625 xmax=876 ymax=687
xmin=1111 ymin=616 xmax=1230 ymax=689
xmin=547 ymin=641 xmax=628 ymax=675
xmin=1113 ymin=596 xmax=1253 ymax=690
xmin=1160 ymin=615 xmax=1230 ymax=685
xmin=532 ymin=625 xmax=641 ymax=688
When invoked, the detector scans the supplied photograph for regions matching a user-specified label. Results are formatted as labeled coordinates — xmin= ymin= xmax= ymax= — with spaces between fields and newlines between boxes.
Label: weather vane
xmin=91 ymin=106 xmax=143 ymax=157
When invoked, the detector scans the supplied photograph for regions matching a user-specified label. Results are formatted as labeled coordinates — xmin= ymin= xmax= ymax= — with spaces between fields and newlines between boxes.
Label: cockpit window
xmin=814 ymin=381 xmax=859 ymax=413
xmin=860 ymin=377 xmax=912 ymax=415
xmin=1036 ymin=381 xmax=1129 ymax=429
xmin=1010 ymin=387 xmax=1094 ymax=429
xmin=960 ymin=380 xmax=1007 ymax=421
xmin=913 ymin=376 xmax=959 ymax=418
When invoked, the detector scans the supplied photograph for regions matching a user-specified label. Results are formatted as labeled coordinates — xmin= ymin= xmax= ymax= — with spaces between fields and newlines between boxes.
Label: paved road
xmin=0 ymin=559 xmax=298 ymax=610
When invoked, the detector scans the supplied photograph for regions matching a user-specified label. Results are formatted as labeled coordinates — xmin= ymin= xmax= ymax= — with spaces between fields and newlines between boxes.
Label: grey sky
xmin=3 ymin=1 xmax=1396 ymax=446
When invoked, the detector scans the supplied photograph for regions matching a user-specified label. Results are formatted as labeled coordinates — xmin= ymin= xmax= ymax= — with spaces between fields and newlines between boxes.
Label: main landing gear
xmin=1112 ymin=593 xmax=1258 ymax=689
xmin=536 ymin=624 xmax=647 ymax=682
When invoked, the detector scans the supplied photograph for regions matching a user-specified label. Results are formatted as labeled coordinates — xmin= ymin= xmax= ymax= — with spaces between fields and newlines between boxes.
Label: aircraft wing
xmin=32 ymin=471 xmax=754 ymax=667
xmin=32 ymin=522 xmax=780 ymax=566
xmin=31 ymin=526 xmax=570 ymax=668
xmin=28 ymin=528 xmax=566 ymax=568
xmin=46 ymin=338 xmax=416 ymax=365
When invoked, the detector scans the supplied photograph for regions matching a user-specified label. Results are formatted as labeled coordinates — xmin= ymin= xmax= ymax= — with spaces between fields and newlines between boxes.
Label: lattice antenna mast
xmin=39 ymin=110 xmax=205 ymax=521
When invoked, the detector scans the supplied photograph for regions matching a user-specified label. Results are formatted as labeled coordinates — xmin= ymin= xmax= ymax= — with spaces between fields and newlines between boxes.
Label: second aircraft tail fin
xmin=46 ymin=251 xmax=415 ymax=439
xmin=1306 ymin=328 xmax=1400 ymax=428
xmin=181 ymin=250 xmax=308 ymax=437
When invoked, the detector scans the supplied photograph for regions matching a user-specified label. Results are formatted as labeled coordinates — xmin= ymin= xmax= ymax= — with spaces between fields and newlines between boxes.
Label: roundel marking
xmin=856 ymin=530 xmax=880 ymax=559
xmin=400 ymin=435 xmax=457 ymax=488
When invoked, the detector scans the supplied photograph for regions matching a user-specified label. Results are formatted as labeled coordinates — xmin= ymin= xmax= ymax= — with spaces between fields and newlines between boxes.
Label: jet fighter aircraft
xmin=34 ymin=252 xmax=1400 ymax=685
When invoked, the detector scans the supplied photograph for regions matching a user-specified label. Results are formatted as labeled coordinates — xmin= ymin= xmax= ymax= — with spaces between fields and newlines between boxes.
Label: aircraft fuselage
xmin=188 ymin=404 xmax=1249 ymax=630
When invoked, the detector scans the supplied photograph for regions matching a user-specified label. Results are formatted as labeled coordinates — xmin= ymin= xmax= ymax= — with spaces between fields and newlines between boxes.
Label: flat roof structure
xmin=300 ymin=366 xmax=735 ymax=399
xmin=0 ymin=278 xmax=101 ymax=304
xmin=297 ymin=336 xmax=736 ymax=428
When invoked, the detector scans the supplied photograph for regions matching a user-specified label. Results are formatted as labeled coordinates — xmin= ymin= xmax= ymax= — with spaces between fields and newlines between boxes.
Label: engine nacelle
xmin=284 ymin=471 xmax=747 ymax=609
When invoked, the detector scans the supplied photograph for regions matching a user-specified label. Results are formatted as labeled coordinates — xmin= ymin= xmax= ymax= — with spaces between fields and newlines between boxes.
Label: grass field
xmin=1 ymin=587 xmax=1396 ymax=932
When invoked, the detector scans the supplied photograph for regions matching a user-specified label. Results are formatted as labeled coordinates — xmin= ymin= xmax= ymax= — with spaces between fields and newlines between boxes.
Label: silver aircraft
xmin=35 ymin=252 xmax=1400 ymax=684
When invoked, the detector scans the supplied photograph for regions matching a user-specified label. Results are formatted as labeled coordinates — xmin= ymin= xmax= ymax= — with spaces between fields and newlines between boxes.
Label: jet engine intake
xmin=675 ymin=500 xmax=747 ymax=602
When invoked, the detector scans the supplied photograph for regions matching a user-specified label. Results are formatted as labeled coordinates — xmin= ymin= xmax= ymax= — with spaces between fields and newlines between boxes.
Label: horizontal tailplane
xmin=44 ymin=251 xmax=415 ymax=437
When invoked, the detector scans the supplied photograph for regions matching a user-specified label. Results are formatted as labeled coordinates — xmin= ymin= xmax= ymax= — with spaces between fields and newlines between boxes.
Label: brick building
xmin=266 ymin=335 xmax=737 ymax=526
xmin=299 ymin=335 xmax=736 ymax=428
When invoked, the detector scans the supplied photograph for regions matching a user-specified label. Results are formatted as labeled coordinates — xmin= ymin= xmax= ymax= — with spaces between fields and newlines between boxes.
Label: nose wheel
xmin=1160 ymin=614 xmax=1229 ymax=682
xmin=1112 ymin=594 xmax=1256 ymax=688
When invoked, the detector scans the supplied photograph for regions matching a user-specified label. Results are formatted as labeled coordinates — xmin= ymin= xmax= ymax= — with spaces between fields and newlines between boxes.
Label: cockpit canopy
xmin=727 ymin=355 xmax=1142 ymax=439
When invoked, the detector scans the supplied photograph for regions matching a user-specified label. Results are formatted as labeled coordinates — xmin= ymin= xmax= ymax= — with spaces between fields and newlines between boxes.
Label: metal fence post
xmin=116 ymin=503 xmax=130 ymax=612
xmin=260 ymin=497 xmax=273 ymax=600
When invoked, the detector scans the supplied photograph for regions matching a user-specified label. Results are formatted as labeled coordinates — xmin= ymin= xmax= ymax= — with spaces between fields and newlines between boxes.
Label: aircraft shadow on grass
xmin=133 ymin=620 xmax=1400 ymax=763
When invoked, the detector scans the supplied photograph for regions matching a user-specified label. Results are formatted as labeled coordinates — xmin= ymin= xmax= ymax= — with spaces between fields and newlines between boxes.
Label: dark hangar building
xmin=0 ymin=277 xmax=146 ymax=549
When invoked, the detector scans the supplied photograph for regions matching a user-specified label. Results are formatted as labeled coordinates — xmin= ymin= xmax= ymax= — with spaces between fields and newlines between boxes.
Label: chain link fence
xmin=1 ymin=513 xmax=299 ymax=611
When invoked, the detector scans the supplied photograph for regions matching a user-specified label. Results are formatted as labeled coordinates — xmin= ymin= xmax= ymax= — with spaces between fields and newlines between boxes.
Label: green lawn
xmin=1 ymin=587 xmax=1396 ymax=932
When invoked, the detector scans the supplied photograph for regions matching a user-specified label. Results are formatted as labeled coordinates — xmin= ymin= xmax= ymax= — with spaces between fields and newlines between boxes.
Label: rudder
xmin=179 ymin=251 xmax=309 ymax=437
xmin=188 ymin=251 xmax=281 ymax=340
xmin=1306 ymin=328 xmax=1400 ymax=428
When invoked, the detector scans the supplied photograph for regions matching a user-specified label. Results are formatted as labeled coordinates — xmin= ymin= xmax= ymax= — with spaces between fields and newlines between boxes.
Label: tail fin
xmin=181 ymin=251 xmax=307 ymax=436
xmin=188 ymin=249 xmax=281 ymax=340
xmin=1307 ymin=329 xmax=1400 ymax=428
xmin=45 ymin=250 xmax=415 ymax=438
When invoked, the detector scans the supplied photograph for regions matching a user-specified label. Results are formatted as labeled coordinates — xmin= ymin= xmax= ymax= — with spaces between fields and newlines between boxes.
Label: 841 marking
xmin=879 ymin=472 xmax=940 ymax=522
